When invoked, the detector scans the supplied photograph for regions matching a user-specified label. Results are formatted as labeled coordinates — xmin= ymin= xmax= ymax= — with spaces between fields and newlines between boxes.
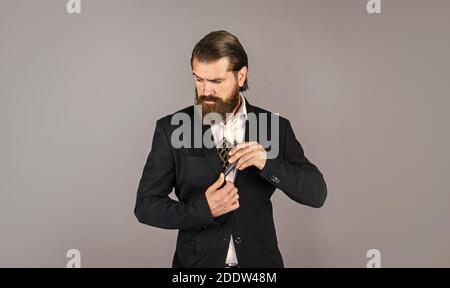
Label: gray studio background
xmin=1 ymin=0 xmax=449 ymax=267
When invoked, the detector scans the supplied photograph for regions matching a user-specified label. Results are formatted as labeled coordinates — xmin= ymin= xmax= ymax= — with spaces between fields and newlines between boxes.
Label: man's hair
xmin=191 ymin=30 xmax=249 ymax=92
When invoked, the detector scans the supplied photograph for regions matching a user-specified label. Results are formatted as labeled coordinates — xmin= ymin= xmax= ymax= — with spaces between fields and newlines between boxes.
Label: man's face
xmin=192 ymin=57 xmax=243 ymax=120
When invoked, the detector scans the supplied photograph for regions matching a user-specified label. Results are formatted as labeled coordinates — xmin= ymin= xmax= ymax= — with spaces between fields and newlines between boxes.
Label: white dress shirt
xmin=210 ymin=93 xmax=247 ymax=266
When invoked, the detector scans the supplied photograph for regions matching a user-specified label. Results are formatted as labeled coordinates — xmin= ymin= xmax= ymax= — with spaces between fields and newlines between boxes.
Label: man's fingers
xmin=219 ymin=181 xmax=235 ymax=194
xmin=238 ymin=157 xmax=257 ymax=170
xmin=236 ymin=150 xmax=258 ymax=169
xmin=225 ymin=187 xmax=238 ymax=195
xmin=209 ymin=173 xmax=225 ymax=191
xmin=230 ymin=142 xmax=258 ymax=155
xmin=229 ymin=147 xmax=254 ymax=164
xmin=230 ymin=193 xmax=239 ymax=203
xmin=223 ymin=200 xmax=240 ymax=214
xmin=229 ymin=141 xmax=258 ymax=156
xmin=224 ymin=188 xmax=238 ymax=200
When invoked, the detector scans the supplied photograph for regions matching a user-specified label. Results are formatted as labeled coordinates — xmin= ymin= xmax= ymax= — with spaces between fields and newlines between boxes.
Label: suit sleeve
xmin=134 ymin=119 xmax=215 ymax=230
xmin=259 ymin=120 xmax=327 ymax=208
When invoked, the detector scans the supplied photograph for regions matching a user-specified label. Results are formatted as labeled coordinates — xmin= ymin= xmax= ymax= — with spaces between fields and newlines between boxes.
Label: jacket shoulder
xmin=155 ymin=105 xmax=194 ymax=130
xmin=247 ymin=103 xmax=290 ymax=128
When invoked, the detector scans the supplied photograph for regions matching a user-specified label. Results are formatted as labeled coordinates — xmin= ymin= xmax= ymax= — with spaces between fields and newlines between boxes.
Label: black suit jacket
xmin=134 ymin=99 xmax=327 ymax=268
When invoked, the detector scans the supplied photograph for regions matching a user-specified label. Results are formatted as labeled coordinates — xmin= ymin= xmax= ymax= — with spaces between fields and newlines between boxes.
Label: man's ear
xmin=237 ymin=66 xmax=248 ymax=88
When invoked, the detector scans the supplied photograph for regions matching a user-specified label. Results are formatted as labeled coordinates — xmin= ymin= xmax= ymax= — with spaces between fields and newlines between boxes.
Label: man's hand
xmin=228 ymin=141 xmax=267 ymax=171
xmin=205 ymin=173 xmax=240 ymax=218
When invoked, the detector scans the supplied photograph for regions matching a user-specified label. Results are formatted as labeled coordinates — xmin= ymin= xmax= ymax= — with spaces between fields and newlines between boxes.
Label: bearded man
xmin=134 ymin=30 xmax=327 ymax=268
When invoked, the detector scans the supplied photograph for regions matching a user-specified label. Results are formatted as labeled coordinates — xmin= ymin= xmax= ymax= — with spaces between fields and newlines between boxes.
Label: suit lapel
xmin=201 ymin=122 xmax=223 ymax=175
xmin=234 ymin=98 xmax=259 ymax=190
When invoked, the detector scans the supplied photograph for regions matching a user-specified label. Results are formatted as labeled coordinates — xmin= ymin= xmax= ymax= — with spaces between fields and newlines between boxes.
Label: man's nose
xmin=202 ymin=82 xmax=215 ymax=96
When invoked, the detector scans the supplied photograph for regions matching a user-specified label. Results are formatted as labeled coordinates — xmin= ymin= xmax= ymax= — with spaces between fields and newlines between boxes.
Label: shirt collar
xmin=224 ymin=93 xmax=247 ymax=124
xmin=239 ymin=93 xmax=248 ymax=120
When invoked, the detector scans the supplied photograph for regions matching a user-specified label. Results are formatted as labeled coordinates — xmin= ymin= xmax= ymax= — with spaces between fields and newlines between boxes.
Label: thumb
xmin=210 ymin=173 xmax=225 ymax=191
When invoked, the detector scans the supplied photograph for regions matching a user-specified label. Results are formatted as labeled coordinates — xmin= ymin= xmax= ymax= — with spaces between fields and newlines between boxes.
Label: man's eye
xmin=212 ymin=80 xmax=222 ymax=84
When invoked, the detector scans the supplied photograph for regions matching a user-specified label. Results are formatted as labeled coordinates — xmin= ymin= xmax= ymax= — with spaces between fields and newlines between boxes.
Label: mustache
xmin=198 ymin=96 xmax=222 ymax=103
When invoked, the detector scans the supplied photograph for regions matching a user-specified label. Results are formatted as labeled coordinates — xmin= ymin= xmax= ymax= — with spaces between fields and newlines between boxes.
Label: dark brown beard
xmin=195 ymin=84 xmax=240 ymax=121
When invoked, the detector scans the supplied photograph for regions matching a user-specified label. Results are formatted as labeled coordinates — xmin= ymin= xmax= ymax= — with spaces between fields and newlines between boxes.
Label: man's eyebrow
xmin=192 ymin=72 xmax=225 ymax=81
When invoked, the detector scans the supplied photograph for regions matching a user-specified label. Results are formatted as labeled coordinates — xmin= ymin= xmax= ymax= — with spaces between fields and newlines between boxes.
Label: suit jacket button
xmin=197 ymin=225 xmax=207 ymax=231
xmin=234 ymin=236 xmax=242 ymax=245
xmin=271 ymin=175 xmax=280 ymax=184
